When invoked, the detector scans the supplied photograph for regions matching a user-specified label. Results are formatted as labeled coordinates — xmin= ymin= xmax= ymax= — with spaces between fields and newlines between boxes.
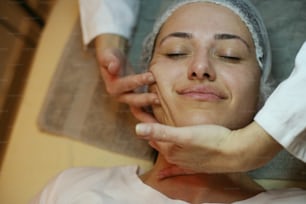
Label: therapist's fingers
xmin=136 ymin=122 xmax=283 ymax=174
xmin=95 ymin=33 xmax=128 ymax=74
xmin=97 ymin=48 xmax=156 ymax=95
xmin=135 ymin=123 xmax=202 ymax=145
xmin=97 ymin=48 xmax=126 ymax=75
xmin=130 ymin=107 xmax=158 ymax=123
xmin=136 ymin=123 xmax=232 ymax=146
xmin=117 ymin=92 xmax=160 ymax=108
xmin=100 ymin=70 xmax=155 ymax=96
xmin=158 ymin=165 xmax=195 ymax=180
xmin=148 ymin=140 xmax=177 ymax=154
xmin=148 ymin=141 xmax=198 ymax=179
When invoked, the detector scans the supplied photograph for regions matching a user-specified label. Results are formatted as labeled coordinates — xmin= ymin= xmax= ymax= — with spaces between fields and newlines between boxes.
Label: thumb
xmin=136 ymin=123 xmax=231 ymax=146
xmin=98 ymin=48 xmax=126 ymax=75
xmin=130 ymin=107 xmax=158 ymax=123
xmin=135 ymin=123 xmax=189 ymax=145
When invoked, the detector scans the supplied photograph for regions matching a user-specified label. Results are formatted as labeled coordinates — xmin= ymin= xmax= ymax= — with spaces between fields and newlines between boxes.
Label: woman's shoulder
xmin=31 ymin=165 xmax=139 ymax=204
xmin=51 ymin=165 xmax=139 ymax=188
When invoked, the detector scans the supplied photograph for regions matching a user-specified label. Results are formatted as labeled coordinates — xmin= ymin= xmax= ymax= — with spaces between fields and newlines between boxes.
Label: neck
xmin=140 ymin=155 xmax=264 ymax=204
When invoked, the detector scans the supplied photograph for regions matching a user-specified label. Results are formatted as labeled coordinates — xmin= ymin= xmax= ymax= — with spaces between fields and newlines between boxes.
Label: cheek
xmin=150 ymin=60 xmax=183 ymax=91
xmin=221 ymin=63 xmax=260 ymax=97
xmin=149 ymin=63 xmax=179 ymax=124
xmin=234 ymin=77 xmax=260 ymax=106
xmin=221 ymin=68 xmax=261 ymax=119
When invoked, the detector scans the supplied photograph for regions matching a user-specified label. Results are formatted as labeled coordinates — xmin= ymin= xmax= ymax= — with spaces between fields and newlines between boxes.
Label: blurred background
xmin=0 ymin=2 xmax=153 ymax=203
xmin=0 ymin=0 xmax=56 ymax=164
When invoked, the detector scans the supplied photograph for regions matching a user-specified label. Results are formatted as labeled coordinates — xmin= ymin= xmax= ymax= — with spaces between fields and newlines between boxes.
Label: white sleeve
xmin=29 ymin=168 xmax=103 ymax=204
xmin=78 ymin=0 xmax=140 ymax=45
xmin=29 ymin=175 xmax=61 ymax=204
xmin=255 ymin=41 xmax=306 ymax=162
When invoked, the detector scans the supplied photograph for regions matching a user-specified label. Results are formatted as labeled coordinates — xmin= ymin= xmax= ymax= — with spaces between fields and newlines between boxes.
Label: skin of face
xmin=149 ymin=2 xmax=261 ymax=130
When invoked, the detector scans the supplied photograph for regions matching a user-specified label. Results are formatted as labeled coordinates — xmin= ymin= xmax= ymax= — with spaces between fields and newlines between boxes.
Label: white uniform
xmin=78 ymin=0 xmax=140 ymax=45
xmin=31 ymin=166 xmax=306 ymax=204
xmin=254 ymin=42 xmax=306 ymax=162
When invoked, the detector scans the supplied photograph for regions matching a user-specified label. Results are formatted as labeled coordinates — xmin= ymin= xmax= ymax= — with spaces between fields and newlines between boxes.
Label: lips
xmin=177 ymin=85 xmax=227 ymax=101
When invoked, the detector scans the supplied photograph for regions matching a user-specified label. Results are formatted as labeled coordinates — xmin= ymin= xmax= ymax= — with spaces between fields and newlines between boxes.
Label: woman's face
xmin=149 ymin=3 xmax=261 ymax=129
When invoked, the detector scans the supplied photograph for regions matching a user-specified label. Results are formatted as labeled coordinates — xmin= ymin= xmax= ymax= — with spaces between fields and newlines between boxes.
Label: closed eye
xmin=220 ymin=55 xmax=241 ymax=61
xmin=166 ymin=53 xmax=188 ymax=59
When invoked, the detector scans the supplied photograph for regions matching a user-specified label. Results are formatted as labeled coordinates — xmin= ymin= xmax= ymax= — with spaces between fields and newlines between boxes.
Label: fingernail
xmin=108 ymin=62 xmax=115 ymax=73
xmin=157 ymin=170 xmax=168 ymax=180
xmin=136 ymin=124 xmax=151 ymax=136
xmin=147 ymin=75 xmax=155 ymax=83
xmin=153 ymin=98 xmax=160 ymax=105
xmin=157 ymin=172 xmax=165 ymax=180
xmin=108 ymin=62 xmax=113 ymax=69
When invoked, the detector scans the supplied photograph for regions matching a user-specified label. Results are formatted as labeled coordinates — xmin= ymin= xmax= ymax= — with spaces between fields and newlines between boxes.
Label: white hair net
xmin=142 ymin=0 xmax=272 ymax=83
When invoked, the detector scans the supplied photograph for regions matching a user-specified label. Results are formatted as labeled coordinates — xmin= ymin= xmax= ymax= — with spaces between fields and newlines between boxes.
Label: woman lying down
xmin=31 ymin=0 xmax=306 ymax=203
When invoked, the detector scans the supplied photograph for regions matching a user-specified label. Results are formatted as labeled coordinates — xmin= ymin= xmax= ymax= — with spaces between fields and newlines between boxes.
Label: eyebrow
xmin=159 ymin=32 xmax=193 ymax=45
xmin=159 ymin=32 xmax=250 ymax=50
xmin=214 ymin=33 xmax=250 ymax=50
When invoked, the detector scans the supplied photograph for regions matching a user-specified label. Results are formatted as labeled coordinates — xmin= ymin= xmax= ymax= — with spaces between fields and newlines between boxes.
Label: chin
xmin=172 ymin=114 xmax=220 ymax=127
xmin=153 ymin=105 xmax=254 ymax=129
xmin=153 ymin=107 xmax=221 ymax=127
xmin=175 ymin=120 xmax=216 ymax=127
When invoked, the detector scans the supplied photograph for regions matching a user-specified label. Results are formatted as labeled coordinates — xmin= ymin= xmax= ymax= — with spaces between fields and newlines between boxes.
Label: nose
xmin=188 ymin=52 xmax=216 ymax=81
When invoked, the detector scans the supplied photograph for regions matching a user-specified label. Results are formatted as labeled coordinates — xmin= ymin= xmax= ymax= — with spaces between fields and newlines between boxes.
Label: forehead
xmin=158 ymin=2 xmax=252 ymax=44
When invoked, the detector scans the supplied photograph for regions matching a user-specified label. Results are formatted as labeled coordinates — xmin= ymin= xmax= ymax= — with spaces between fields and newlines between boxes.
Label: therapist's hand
xmin=136 ymin=121 xmax=282 ymax=179
xmin=95 ymin=34 xmax=159 ymax=122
